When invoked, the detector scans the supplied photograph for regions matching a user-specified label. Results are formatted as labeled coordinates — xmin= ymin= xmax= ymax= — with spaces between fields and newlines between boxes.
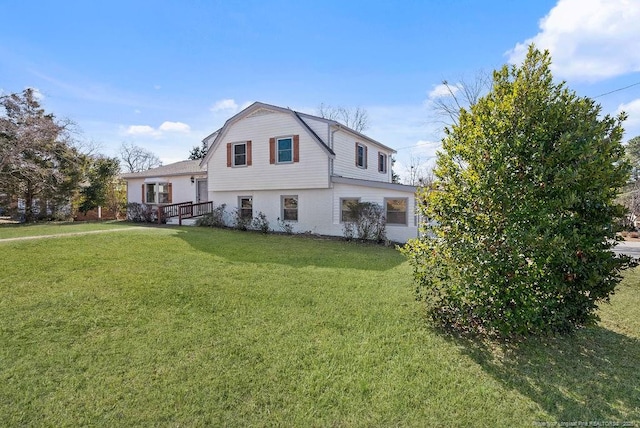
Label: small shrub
xmin=251 ymin=211 xmax=270 ymax=233
xmin=342 ymin=201 xmax=386 ymax=242
xmin=342 ymin=221 xmax=356 ymax=241
xmin=277 ymin=217 xmax=294 ymax=234
xmin=126 ymin=203 xmax=155 ymax=223
xmin=232 ymin=209 xmax=251 ymax=231
xmin=196 ymin=203 xmax=227 ymax=227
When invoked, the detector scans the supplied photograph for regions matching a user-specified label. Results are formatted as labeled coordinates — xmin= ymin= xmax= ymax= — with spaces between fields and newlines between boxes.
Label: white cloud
xmin=507 ymin=0 xmax=640 ymax=81
xmin=618 ymin=98 xmax=640 ymax=137
xmin=126 ymin=125 xmax=159 ymax=136
xmin=125 ymin=121 xmax=191 ymax=137
xmin=159 ymin=121 xmax=191 ymax=133
xmin=211 ymin=98 xmax=239 ymax=112
xmin=428 ymin=83 xmax=460 ymax=99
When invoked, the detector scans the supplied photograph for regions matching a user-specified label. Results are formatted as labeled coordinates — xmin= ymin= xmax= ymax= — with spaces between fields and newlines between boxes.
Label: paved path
xmin=0 ymin=227 xmax=151 ymax=243
xmin=613 ymin=240 xmax=640 ymax=258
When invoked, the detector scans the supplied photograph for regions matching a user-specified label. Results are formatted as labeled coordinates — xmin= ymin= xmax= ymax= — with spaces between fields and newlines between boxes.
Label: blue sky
xmin=2 ymin=0 xmax=640 ymax=181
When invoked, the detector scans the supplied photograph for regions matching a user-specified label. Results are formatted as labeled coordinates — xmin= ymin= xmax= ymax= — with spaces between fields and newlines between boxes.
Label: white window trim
xmin=276 ymin=136 xmax=294 ymax=164
xmin=233 ymin=142 xmax=248 ymax=167
xmin=145 ymin=182 xmax=170 ymax=204
xmin=384 ymin=197 xmax=409 ymax=226
xmin=281 ymin=195 xmax=299 ymax=222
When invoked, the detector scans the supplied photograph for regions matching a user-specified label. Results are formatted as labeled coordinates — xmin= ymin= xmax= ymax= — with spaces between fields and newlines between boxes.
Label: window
xmin=239 ymin=196 xmax=253 ymax=220
xmin=227 ymin=141 xmax=252 ymax=167
xmin=277 ymin=138 xmax=293 ymax=163
xmin=234 ymin=143 xmax=247 ymax=166
xmin=281 ymin=195 xmax=298 ymax=221
xmin=378 ymin=152 xmax=387 ymax=173
xmin=270 ymin=135 xmax=299 ymax=164
xmin=145 ymin=184 xmax=156 ymax=204
xmin=355 ymin=143 xmax=367 ymax=168
xmin=158 ymin=183 xmax=170 ymax=203
xmin=143 ymin=182 xmax=172 ymax=204
xmin=385 ymin=198 xmax=408 ymax=225
xmin=340 ymin=198 xmax=360 ymax=222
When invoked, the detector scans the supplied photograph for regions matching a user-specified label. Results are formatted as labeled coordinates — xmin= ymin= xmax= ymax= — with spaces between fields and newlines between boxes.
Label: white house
xmin=200 ymin=102 xmax=418 ymax=242
xmin=121 ymin=160 xmax=208 ymax=207
xmin=122 ymin=102 xmax=418 ymax=242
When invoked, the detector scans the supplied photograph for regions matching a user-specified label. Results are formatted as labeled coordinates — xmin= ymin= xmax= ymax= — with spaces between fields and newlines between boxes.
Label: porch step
xmin=166 ymin=217 xmax=198 ymax=226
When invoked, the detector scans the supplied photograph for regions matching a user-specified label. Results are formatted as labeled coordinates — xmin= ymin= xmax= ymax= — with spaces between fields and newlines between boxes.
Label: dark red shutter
xmin=167 ymin=183 xmax=172 ymax=203
xmin=293 ymin=135 xmax=299 ymax=163
xmin=246 ymin=140 xmax=252 ymax=166
xmin=355 ymin=143 xmax=359 ymax=166
xmin=226 ymin=143 xmax=232 ymax=167
xmin=141 ymin=184 xmax=145 ymax=203
xmin=269 ymin=138 xmax=276 ymax=164
xmin=364 ymin=146 xmax=368 ymax=169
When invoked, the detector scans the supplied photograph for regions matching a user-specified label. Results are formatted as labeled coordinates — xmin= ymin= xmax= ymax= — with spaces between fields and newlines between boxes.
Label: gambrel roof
xmin=200 ymin=102 xmax=395 ymax=167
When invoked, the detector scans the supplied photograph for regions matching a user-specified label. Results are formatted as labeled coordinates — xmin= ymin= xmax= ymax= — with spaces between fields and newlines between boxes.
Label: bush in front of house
xmin=342 ymin=201 xmax=387 ymax=243
xmin=196 ymin=203 xmax=227 ymax=228
xmin=126 ymin=203 xmax=155 ymax=223
xmin=251 ymin=211 xmax=270 ymax=234
xmin=403 ymin=46 xmax=635 ymax=338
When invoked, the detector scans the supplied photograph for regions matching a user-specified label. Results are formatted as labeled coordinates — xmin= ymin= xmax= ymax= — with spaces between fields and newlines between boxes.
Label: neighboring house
xmin=121 ymin=102 xmax=418 ymax=242
xmin=201 ymin=102 xmax=418 ymax=242
xmin=121 ymin=160 xmax=208 ymax=207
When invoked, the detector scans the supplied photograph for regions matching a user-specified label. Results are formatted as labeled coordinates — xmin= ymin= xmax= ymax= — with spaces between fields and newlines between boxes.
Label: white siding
xmin=332 ymin=130 xmax=393 ymax=182
xmin=125 ymin=175 xmax=199 ymax=205
xmin=299 ymin=116 xmax=330 ymax=143
xmin=208 ymin=111 xmax=330 ymax=191
xmin=331 ymin=182 xmax=418 ymax=243
xmin=207 ymin=182 xmax=418 ymax=243
xmin=208 ymin=189 xmax=333 ymax=235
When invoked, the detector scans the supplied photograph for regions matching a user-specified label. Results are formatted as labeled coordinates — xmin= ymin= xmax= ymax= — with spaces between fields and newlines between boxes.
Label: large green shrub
xmin=403 ymin=46 xmax=634 ymax=337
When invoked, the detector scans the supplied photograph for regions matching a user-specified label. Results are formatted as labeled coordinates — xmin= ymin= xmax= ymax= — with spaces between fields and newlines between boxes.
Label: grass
xmin=0 ymin=223 xmax=638 ymax=426
xmin=0 ymin=220 xmax=133 ymax=239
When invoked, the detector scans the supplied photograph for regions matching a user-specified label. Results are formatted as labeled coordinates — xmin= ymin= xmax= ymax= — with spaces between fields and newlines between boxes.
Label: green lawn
xmin=0 ymin=224 xmax=638 ymax=426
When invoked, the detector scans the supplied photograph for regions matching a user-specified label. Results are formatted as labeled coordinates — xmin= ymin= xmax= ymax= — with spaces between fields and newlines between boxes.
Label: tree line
xmin=0 ymin=89 xmax=164 ymax=222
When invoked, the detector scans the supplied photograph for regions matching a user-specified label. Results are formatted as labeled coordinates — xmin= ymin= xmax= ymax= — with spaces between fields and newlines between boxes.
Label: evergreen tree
xmin=403 ymin=46 xmax=634 ymax=337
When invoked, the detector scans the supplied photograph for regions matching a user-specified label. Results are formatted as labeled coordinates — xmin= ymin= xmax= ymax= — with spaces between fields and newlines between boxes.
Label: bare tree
xmin=119 ymin=142 xmax=162 ymax=173
xmin=318 ymin=103 xmax=369 ymax=133
xmin=403 ymin=154 xmax=434 ymax=187
xmin=429 ymin=71 xmax=491 ymax=126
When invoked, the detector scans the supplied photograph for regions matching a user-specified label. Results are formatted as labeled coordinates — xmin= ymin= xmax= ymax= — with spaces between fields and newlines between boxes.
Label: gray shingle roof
xmin=120 ymin=160 xmax=205 ymax=179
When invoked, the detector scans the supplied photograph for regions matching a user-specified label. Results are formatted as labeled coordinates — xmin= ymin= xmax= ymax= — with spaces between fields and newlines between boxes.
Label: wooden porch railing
xmin=158 ymin=201 xmax=193 ymax=224
xmin=178 ymin=201 xmax=214 ymax=225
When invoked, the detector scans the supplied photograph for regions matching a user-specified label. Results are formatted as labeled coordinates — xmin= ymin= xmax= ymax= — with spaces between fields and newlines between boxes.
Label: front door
xmin=196 ymin=179 xmax=208 ymax=203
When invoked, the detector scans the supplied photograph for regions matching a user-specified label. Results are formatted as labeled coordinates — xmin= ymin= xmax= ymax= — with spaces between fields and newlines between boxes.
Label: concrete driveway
xmin=612 ymin=240 xmax=640 ymax=258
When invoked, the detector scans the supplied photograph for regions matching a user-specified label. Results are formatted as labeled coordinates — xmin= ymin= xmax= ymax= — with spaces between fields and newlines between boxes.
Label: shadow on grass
xmin=446 ymin=327 xmax=640 ymax=423
xmin=174 ymin=226 xmax=407 ymax=271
